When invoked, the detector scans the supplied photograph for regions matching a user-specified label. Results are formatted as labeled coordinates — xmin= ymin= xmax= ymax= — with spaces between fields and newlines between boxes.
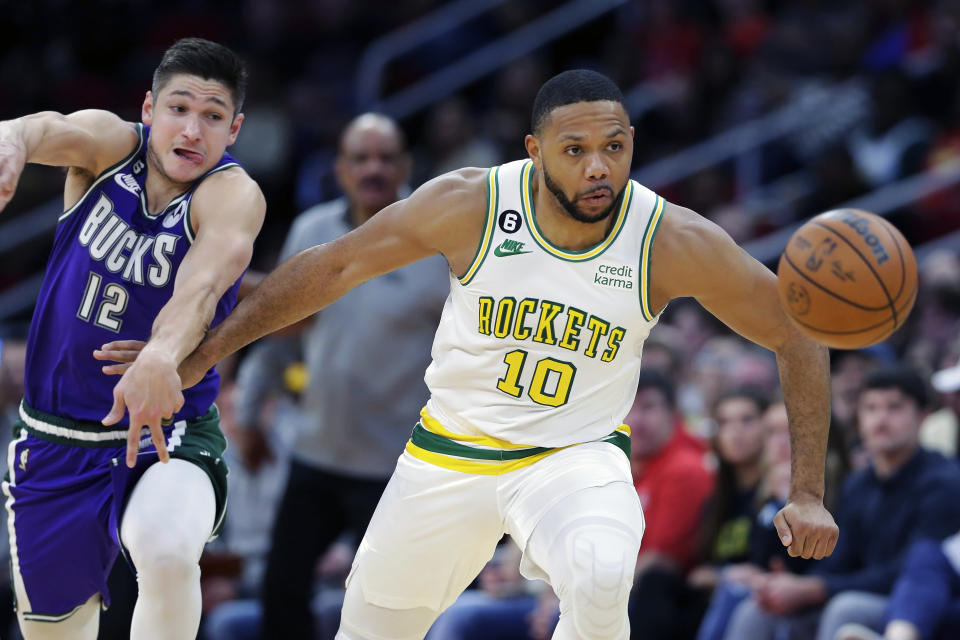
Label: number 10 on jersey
xmin=496 ymin=349 xmax=576 ymax=407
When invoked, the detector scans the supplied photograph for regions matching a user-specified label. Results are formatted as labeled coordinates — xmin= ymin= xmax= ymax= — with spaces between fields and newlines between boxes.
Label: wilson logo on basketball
xmin=838 ymin=210 xmax=890 ymax=266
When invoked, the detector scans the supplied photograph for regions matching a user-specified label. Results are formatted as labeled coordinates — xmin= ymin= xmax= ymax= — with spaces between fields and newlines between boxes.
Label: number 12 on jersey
xmin=77 ymin=271 xmax=129 ymax=332
xmin=496 ymin=349 xmax=576 ymax=407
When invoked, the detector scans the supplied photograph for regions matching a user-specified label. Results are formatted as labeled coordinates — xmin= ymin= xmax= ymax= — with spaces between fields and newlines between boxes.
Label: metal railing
xmin=743 ymin=159 xmax=960 ymax=264
xmin=357 ymin=0 xmax=630 ymax=120
xmin=632 ymin=80 xmax=867 ymax=193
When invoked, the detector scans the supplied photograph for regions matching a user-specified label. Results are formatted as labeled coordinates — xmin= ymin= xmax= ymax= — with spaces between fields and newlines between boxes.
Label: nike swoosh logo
xmin=493 ymin=247 xmax=532 ymax=257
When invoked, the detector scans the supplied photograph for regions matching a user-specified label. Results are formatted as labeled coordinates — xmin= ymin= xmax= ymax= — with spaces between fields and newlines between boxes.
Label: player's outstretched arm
xmin=0 ymin=110 xmax=137 ymax=212
xmin=650 ymin=201 xmax=838 ymax=560
xmin=103 ymin=168 xmax=265 ymax=467
xmin=181 ymin=167 xmax=487 ymax=387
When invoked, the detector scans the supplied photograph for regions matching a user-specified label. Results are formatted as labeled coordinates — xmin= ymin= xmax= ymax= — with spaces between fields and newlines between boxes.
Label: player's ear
xmin=142 ymin=91 xmax=154 ymax=126
xmin=524 ymin=134 xmax=541 ymax=171
xmin=227 ymin=112 xmax=244 ymax=145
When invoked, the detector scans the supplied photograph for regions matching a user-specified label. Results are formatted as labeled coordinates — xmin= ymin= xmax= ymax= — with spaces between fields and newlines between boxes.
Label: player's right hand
xmin=103 ymin=348 xmax=183 ymax=468
xmin=0 ymin=139 xmax=27 ymax=213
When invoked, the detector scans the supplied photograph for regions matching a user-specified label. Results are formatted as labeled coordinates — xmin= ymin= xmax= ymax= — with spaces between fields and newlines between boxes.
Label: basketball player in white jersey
xmin=101 ymin=70 xmax=838 ymax=639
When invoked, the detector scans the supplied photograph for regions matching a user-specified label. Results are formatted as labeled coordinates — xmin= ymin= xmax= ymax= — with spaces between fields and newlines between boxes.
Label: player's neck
xmin=143 ymin=164 xmax=192 ymax=216
xmin=531 ymin=175 xmax=615 ymax=251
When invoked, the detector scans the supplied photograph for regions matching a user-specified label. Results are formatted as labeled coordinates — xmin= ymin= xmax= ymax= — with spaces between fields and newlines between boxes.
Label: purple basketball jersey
xmin=24 ymin=123 xmax=244 ymax=425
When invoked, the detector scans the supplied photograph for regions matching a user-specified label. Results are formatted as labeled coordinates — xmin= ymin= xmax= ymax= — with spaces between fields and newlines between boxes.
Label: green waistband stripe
xmin=411 ymin=423 xmax=630 ymax=461
xmin=411 ymin=424 xmax=551 ymax=461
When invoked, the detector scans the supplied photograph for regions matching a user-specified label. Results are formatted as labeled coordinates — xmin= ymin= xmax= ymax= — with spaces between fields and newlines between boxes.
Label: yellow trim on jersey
xmin=520 ymin=160 xmax=633 ymax=261
xmin=408 ymin=408 xmax=633 ymax=475
xmin=405 ymin=440 xmax=563 ymax=475
xmin=458 ymin=166 xmax=499 ymax=285
xmin=639 ymin=195 xmax=666 ymax=321
xmin=419 ymin=408 xmax=533 ymax=450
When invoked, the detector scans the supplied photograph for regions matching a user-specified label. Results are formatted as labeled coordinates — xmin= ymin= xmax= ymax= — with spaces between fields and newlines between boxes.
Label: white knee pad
xmin=555 ymin=520 xmax=638 ymax=640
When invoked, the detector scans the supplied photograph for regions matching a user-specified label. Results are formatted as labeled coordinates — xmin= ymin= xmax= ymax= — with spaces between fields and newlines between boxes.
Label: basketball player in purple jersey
xmin=0 ymin=38 xmax=265 ymax=639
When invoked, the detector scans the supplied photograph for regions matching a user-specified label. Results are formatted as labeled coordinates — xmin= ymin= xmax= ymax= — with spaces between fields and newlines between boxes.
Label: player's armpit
xmin=649 ymin=202 xmax=793 ymax=352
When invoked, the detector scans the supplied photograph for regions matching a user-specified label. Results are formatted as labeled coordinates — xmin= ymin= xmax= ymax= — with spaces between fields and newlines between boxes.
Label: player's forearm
xmin=193 ymin=243 xmax=351 ymax=371
xmin=0 ymin=118 xmax=28 ymax=155
xmin=144 ymin=282 xmax=221 ymax=365
xmin=776 ymin=329 xmax=830 ymax=501
xmin=0 ymin=113 xmax=64 ymax=161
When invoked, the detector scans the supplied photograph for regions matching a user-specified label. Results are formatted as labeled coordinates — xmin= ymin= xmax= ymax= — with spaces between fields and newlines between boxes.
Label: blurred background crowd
xmin=3 ymin=0 xmax=960 ymax=639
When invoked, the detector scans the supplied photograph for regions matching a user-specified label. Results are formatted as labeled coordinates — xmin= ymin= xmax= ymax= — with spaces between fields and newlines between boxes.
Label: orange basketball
xmin=776 ymin=209 xmax=918 ymax=349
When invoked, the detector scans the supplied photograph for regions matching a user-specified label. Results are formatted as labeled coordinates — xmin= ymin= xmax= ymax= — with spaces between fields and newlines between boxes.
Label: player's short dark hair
xmin=635 ymin=369 xmax=676 ymax=409
xmin=860 ymin=366 xmax=928 ymax=409
xmin=152 ymin=38 xmax=248 ymax=114
xmin=531 ymin=69 xmax=626 ymax=135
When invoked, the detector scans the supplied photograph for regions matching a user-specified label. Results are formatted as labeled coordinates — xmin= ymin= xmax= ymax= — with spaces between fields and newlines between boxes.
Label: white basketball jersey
xmin=424 ymin=159 xmax=666 ymax=448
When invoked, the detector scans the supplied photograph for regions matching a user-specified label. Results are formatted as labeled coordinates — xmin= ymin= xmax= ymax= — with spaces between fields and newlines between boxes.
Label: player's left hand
xmin=773 ymin=492 xmax=838 ymax=559
xmin=102 ymin=348 xmax=183 ymax=468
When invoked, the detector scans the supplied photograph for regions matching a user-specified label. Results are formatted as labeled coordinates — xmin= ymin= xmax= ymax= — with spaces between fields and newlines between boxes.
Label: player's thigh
xmin=504 ymin=442 xmax=644 ymax=577
xmin=346 ymin=452 xmax=504 ymax=613
xmin=120 ymin=459 xmax=215 ymax=564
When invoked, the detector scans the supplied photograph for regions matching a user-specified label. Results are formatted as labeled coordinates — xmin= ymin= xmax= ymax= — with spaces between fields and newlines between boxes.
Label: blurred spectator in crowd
xmin=927 ymin=353 xmax=960 ymax=458
xmin=640 ymin=325 xmax=686 ymax=382
xmin=630 ymin=370 xmax=714 ymax=575
xmin=627 ymin=370 xmax=716 ymax=639
xmin=630 ymin=386 xmax=769 ymax=640
xmin=415 ymin=97 xmax=500 ymax=184
xmin=230 ymin=113 xmax=449 ymax=639
xmin=830 ymin=349 xmax=885 ymax=467
xmin=696 ymin=398 xmax=813 ymax=640
xmin=723 ymin=367 xmax=960 ymax=640
xmin=835 ymin=526 xmax=960 ymax=640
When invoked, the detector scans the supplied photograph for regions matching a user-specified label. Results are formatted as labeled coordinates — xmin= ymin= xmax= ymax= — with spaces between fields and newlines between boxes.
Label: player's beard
xmin=541 ymin=161 xmax=625 ymax=224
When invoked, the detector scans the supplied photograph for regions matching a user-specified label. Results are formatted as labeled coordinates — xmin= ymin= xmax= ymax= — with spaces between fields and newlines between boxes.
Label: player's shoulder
xmin=61 ymin=110 xmax=140 ymax=175
xmin=421 ymin=166 xmax=489 ymax=200
xmin=196 ymin=164 xmax=264 ymax=207
xmin=654 ymin=201 xmax=727 ymax=252
xmin=191 ymin=164 xmax=265 ymax=229
xmin=403 ymin=166 xmax=490 ymax=224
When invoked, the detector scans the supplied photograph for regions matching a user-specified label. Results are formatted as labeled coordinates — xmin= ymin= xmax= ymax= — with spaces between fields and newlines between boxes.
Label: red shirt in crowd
xmin=633 ymin=425 xmax=715 ymax=572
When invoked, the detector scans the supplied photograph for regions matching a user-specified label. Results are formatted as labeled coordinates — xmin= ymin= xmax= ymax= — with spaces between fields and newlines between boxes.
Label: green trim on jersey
xmin=411 ymin=423 xmax=552 ymax=461
xmin=520 ymin=160 xmax=633 ymax=262
xmin=638 ymin=195 xmax=666 ymax=321
xmin=59 ymin=123 xmax=146 ymax=223
xmin=458 ymin=166 xmax=499 ymax=285
xmin=410 ymin=422 xmax=630 ymax=461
